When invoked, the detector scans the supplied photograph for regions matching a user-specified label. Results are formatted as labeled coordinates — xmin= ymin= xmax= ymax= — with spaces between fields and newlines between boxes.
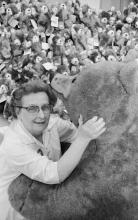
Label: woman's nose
xmin=38 ymin=108 xmax=45 ymax=118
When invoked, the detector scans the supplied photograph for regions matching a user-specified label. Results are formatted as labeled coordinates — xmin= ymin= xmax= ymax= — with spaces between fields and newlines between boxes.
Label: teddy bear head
xmin=51 ymin=61 xmax=138 ymax=158
xmin=81 ymin=4 xmax=93 ymax=17
xmin=89 ymin=49 xmax=101 ymax=63
xmin=99 ymin=10 xmax=110 ymax=25
xmin=109 ymin=15 xmax=116 ymax=26
xmin=104 ymin=48 xmax=117 ymax=61
xmin=6 ymin=3 xmax=19 ymax=16
xmin=123 ymin=6 xmax=137 ymax=25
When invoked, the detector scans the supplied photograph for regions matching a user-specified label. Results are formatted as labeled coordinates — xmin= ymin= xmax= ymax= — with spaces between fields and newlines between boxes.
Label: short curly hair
xmin=9 ymin=79 xmax=57 ymax=119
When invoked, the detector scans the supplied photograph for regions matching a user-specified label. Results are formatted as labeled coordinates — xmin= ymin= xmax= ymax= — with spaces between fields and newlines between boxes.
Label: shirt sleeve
xmin=7 ymin=143 xmax=60 ymax=185
xmin=56 ymin=118 xmax=78 ymax=143
xmin=0 ymin=133 xmax=4 ymax=145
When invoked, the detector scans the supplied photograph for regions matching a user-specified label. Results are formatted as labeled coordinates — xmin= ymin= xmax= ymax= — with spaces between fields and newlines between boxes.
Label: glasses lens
xmin=42 ymin=104 xmax=51 ymax=112
xmin=27 ymin=105 xmax=39 ymax=113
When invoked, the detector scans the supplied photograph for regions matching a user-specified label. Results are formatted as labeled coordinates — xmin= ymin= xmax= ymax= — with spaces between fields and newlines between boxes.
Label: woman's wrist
xmin=75 ymin=133 xmax=91 ymax=144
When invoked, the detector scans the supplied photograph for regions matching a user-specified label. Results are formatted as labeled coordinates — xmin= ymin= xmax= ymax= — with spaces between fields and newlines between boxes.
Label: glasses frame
xmin=16 ymin=104 xmax=52 ymax=114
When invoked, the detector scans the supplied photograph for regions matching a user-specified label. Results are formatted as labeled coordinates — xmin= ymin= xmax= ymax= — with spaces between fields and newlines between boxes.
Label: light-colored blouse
xmin=0 ymin=114 xmax=77 ymax=220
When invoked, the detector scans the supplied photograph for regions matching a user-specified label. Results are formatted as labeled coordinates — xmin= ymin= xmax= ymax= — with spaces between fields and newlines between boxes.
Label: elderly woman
xmin=0 ymin=79 xmax=106 ymax=220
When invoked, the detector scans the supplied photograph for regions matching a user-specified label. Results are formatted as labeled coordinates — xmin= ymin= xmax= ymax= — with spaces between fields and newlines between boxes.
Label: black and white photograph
xmin=0 ymin=0 xmax=138 ymax=219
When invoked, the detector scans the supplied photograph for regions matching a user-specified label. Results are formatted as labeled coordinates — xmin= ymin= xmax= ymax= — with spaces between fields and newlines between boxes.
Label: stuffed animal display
xmin=1 ymin=0 xmax=138 ymax=89
xmin=9 ymin=60 xmax=138 ymax=220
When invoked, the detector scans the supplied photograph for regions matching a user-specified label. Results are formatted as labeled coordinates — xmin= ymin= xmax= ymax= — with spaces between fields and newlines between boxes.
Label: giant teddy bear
xmin=9 ymin=60 xmax=138 ymax=220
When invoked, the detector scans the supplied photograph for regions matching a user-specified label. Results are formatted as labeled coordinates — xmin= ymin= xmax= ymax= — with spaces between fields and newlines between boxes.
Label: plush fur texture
xmin=9 ymin=61 xmax=138 ymax=220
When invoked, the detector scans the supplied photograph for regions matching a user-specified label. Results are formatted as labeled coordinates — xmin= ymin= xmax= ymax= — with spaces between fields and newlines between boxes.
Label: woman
xmin=0 ymin=79 xmax=106 ymax=220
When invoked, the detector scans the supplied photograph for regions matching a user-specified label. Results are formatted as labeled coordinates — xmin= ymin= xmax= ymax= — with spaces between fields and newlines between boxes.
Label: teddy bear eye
xmin=41 ymin=5 xmax=48 ymax=12
xmin=33 ymin=36 xmax=39 ymax=42
xmin=78 ymin=29 xmax=82 ymax=33
xmin=61 ymin=4 xmax=65 ymax=8
xmin=57 ymin=39 xmax=62 ymax=45
xmin=108 ymin=30 xmax=114 ymax=36
xmin=54 ymin=77 xmax=58 ymax=81
xmin=124 ymin=33 xmax=129 ymax=38
xmin=25 ymin=8 xmax=31 ymax=15
xmin=96 ymin=56 xmax=101 ymax=61
xmin=25 ymin=41 xmax=32 ymax=48
xmin=0 ymin=84 xmax=6 ymax=92
xmin=14 ymin=39 xmax=21 ymax=45
xmin=2 ymin=1 xmax=6 ymax=7
xmin=135 ymin=21 xmax=138 ymax=27
xmin=7 ymin=8 xmax=12 ymax=13
xmin=102 ymin=18 xmax=107 ymax=23
xmin=6 ymin=74 xmax=11 ymax=79
xmin=36 ymin=56 xmax=42 ymax=62
xmin=135 ymin=44 xmax=138 ymax=49
xmin=27 ymin=63 xmax=32 ymax=69
xmin=1 ymin=85 xmax=5 ymax=89
xmin=108 ymin=56 xmax=113 ymax=61
xmin=63 ymin=72 xmax=68 ymax=76
xmin=37 ymin=57 xmax=40 ymax=61
xmin=88 ymin=9 xmax=92 ymax=14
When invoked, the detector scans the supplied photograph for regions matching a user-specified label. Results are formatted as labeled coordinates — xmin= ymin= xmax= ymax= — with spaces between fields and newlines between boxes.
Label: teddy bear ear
xmin=51 ymin=73 xmax=77 ymax=98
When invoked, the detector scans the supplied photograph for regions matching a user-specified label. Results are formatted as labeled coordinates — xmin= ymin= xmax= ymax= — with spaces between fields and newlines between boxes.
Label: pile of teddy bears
xmin=0 ymin=0 xmax=137 ymax=80
xmin=1 ymin=0 xmax=138 ymax=110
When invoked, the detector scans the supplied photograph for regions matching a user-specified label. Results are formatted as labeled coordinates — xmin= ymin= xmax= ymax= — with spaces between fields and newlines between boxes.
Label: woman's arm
xmin=7 ymin=117 xmax=105 ymax=185
xmin=57 ymin=116 xmax=106 ymax=183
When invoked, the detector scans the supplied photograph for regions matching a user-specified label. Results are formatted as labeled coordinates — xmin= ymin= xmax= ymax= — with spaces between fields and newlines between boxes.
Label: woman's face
xmin=17 ymin=92 xmax=51 ymax=138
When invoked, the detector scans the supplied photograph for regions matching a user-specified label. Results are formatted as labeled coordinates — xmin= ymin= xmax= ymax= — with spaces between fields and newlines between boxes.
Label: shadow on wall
xmin=45 ymin=0 xmax=130 ymax=12
xmin=46 ymin=0 xmax=101 ymax=12
xmin=100 ymin=0 xmax=130 ymax=12
xmin=80 ymin=0 xmax=100 ymax=11
xmin=45 ymin=0 xmax=64 ymax=6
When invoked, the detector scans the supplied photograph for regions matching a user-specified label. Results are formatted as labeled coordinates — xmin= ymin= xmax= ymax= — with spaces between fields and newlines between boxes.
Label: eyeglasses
xmin=16 ymin=104 xmax=52 ymax=114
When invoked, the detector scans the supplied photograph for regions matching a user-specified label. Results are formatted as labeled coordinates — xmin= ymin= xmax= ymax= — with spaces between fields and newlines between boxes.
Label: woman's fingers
xmin=91 ymin=116 xmax=98 ymax=122
xmin=78 ymin=115 xmax=106 ymax=137
xmin=87 ymin=117 xmax=105 ymax=129
xmin=94 ymin=120 xmax=105 ymax=130
xmin=82 ymin=116 xmax=106 ymax=139
xmin=78 ymin=117 xmax=106 ymax=140
xmin=87 ymin=117 xmax=104 ymax=125
xmin=96 ymin=127 xmax=106 ymax=136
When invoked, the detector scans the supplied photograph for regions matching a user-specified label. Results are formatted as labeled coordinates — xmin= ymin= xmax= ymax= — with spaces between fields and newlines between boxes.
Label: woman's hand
xmin=78 ymin=115 xmax=106 ymax=142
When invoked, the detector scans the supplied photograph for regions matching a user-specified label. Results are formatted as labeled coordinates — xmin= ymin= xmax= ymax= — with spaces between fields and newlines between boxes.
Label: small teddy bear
xmin=104 ymin=48 xmax=117 ymax=61
xmin=52 ymin=35 xmax=65 ymax=57
xmin=99 ymin=10 xmax=110 ymax=30
xmin=88 ymin=49 xmax=101 ymax=63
